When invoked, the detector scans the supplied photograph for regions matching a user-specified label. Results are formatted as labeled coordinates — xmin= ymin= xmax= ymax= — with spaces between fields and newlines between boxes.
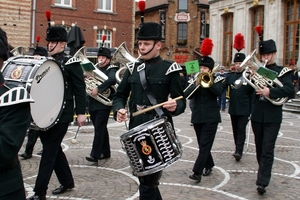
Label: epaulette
xmin=107 ymin=65 xmax=119 ymax=70
xmin=65 ymin=57 xmax=81 ymax=65
xmin=278 ymin=67 xmax=292 ymax=77
xmin=214 ymin=76 xmax=225 ymax=83
xmin=0 ymin=86 xmax=34 ymax=107
xmin=126 ymin=62 xmax=136 ymax=74
xmin=165 ymin=62 xmax=182 ymax=75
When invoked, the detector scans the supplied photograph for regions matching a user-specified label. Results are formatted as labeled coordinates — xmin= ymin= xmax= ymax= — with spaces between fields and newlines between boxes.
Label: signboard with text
xmin=185 ymin=60 xmax=199 ymax=75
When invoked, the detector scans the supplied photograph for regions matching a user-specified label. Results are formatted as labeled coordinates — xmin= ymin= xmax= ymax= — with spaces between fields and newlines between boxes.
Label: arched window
xmin=284 ymin=0 xmax=300 ymax=66
xmin=222 ymin=13 xmax=233 ymax=67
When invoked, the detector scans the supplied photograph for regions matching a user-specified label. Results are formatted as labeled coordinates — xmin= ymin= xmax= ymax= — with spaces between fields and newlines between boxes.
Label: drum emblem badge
xmin=141 ymin=141 xmax=152 ymax=155
xmin=11 ymin=65 xmax=23 ymax=79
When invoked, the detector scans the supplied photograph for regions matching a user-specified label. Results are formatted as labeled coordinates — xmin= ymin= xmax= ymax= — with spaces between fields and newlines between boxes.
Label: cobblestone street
xmin=21 ymin=105 xmax=300 ymax=200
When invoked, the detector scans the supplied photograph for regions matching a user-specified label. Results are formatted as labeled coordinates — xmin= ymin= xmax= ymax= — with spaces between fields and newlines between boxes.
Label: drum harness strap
xmin=138 ymin=64 xmax=164 ymax=117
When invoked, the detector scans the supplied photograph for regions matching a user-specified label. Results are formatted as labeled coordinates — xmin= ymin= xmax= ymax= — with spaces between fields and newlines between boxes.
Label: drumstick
xmin=71 ymin=126 xmax=80 ymax=144
xmin=132 ymin=96 xmax=183 ymax=117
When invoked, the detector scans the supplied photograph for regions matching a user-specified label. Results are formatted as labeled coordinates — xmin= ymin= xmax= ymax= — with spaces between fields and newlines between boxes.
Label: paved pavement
xmin=21 ymin=103 xmax=300 ymax=200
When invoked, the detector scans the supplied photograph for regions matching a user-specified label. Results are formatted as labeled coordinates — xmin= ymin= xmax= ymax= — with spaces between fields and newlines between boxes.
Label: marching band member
xmin=252 ymin=26 xmax=294 ymax=195
xmin=222 ymin=33 xmax=254 ymax=162
xmin=112 ymin=20 xmax=186 ymax=199
xmin=185 ymin=38 xmax=224 ymax=183
xmin=27 ymin=11 xmax=86 ymax=200
xmin=85 ymin=42 xmax=118 ymax=162
xmin=0 ymin=28 xmax=34 ymax=200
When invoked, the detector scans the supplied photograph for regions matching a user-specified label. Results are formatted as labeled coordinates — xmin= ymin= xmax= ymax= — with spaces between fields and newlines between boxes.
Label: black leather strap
xmin=139 ymin=67 xmax=164 ymax=117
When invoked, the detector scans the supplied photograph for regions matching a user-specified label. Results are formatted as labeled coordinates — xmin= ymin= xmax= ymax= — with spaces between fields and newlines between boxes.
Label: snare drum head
xmin=30 ymin=60 xmax=65 ymax=129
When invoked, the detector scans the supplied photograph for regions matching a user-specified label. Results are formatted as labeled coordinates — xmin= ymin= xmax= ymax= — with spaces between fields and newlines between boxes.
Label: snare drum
xmin=120 ymin=116 xmax=182 ymax=176
xmin=1 ymin=56 xmax=66 ymax=130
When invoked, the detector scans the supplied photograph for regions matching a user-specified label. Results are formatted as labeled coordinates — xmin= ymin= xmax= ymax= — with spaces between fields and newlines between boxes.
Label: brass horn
xmin=241 ymin=49 xmax=289 ymax=106
xmin=111 ymin=42 xmax=138 ymax=83
xmin=10 ymin=46 xmax=25 ymax=57
xmin=74 ymin=46 xmax=117 ymax=106
xmin=184 ymin=65 xmax=220 ymax=99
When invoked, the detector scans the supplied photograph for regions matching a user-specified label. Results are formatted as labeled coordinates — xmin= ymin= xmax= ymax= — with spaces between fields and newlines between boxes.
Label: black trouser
xmin=25 ymin=129 xmax=40 ymax=154
xmin=230 ymin=115 xmax=249 ymax=155
xmin=138 ymin=171 xmax=163 ymax=200
xmin=89 ymin=109 xmax=111 ymax=158
xmin=34 ymin=123 xmax=74 ymax=196
xmin=251 ymin=121 xmax=280 ymax=187
xmin=192 ymin=122 xmax=218 ymax=175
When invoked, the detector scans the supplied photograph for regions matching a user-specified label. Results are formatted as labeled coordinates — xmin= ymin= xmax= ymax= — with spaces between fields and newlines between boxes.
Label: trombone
xmin=184 ymin=65 xmax=220 ymax=99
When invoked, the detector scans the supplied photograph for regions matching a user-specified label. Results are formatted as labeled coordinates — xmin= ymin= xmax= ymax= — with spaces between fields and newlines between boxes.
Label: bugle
xmin=184 ymin=65 xmax=220 ymax=99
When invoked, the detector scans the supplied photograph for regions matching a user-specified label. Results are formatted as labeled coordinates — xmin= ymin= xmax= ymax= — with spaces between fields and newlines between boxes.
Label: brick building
xmin=0 ymin=0 xmax=134 ymax=55
xmin=134 ymin=0 xmax=209 ymax=68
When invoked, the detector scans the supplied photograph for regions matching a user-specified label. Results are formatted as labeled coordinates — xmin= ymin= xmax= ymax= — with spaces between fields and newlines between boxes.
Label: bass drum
xmin=120 ymin=116 xmax=182 ymax=176
xmin=2 ymin=56 xmax=66 ymax=130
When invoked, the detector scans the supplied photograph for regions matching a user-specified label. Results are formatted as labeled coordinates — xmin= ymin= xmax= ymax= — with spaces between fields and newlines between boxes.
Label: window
xmin=284 ymin=0 xmax=300 ymax=66
xmin=178 ymin=0 xmax=188 ymax=11
xmin=177 ymin=23 xmax=187 ymax=46
xmin=98 ymin=0 xmax=113 ymax=12
xmin=251 ymin=6 xmax=264 ymax=58
xmin=222 ymin=14 xmax=233 ymax=67
xmin=97 ymin=30 xmax=112 ymax=48
xmin=55 ymin=0 xmax=72 ymax=7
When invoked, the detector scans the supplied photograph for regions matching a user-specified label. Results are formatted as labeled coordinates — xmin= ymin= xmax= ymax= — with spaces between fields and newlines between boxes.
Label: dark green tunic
xmin=251 ymin=64 xmax=294 ymax=123
xmin=222 ymin=72 xmax=254 ymax=115
xmin=113 ymin=56 xmax=186 ymax=129
xmin=0 ymin=74 xmax=32 ymax=198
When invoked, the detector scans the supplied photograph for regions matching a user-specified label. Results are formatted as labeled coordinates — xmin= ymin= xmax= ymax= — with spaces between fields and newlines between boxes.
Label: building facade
xmin=0 ymin=0 xmax=134 ymax=56
xmin=209 ymin=0 xmax=300 ymax=69
xmin=134 ymin=0 xmax=210 ymax=69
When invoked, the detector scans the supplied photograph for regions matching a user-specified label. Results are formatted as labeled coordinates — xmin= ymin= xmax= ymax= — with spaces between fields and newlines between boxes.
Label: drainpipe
xmin=31 ymin=0 xmax=36 ymax=46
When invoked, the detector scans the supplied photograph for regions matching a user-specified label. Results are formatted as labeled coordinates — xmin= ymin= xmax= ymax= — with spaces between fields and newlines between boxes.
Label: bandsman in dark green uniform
xmin=85 ymin=46 xmax=117 ymax=162
xmin=27 ymin=23 xmax=86 ymax=199
xmin=222 ymin=33 xmax=254 ymax=162
xmin=0 ymin=28 xmax=34 ymax=200
xmin=185 ymin=38 xmax=224 ymax=184
xmin=113 ymin=22 xmax=186 ymax=200
xmin=250 ymin=36 xmax=294 ymax=195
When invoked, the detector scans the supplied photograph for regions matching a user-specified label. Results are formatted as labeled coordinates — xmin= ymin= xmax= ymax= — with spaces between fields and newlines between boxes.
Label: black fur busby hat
xmin=97 ymin=47 xmax=111 ymax=58
xmin=46 ymin=26 xmax=67 ymax=42
xmin=137 ymin=22 xmax=162 ymax=41
xmin=199 ymin=38 xmax=215 ymax=70
xmin=0 ymin=27 xmax=9 ymax=61
xmin=233 ymin=33 xmax=246 ymax=63
xmin=259 ymin=39 xmax=277 ymax=55
xmin=33 ymin=46 xmax=48 ymax=56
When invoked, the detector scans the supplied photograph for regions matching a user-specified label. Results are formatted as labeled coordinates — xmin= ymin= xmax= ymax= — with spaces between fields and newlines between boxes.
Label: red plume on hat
xmin=255 ymin=25 xmax=263 ymax=41
xmin=233 ymin=33 xmax=245 ymax=52
xmin=138 ymin=0 xmax=146 ymax=23
xmin=36 ymin=35 xmax=41 ymax=47
xmin=290 ymin=59 xmax=294 ymax=65
xmin=45 ymin=10 xmax=51 ymax=27
xmin=200 ymin=38 xmax=214 ymax=57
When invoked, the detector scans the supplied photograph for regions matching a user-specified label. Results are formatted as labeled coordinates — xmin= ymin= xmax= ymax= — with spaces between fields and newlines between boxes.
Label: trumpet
xmin=184 ymin=65 xmax=220 ymax=99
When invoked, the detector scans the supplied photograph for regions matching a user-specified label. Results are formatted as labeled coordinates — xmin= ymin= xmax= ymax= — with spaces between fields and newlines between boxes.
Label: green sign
xmin=257 ymin=67 xmax=278 ymax=80
xmin=185 ymin=60 xmax=199 ymax=75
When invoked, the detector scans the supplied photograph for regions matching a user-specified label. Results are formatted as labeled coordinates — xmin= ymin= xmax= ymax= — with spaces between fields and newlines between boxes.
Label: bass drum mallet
xmin=71 ymin=126 xmax=80 ymax=144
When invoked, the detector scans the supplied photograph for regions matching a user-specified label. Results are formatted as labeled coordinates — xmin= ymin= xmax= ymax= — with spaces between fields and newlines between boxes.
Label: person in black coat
xmin=26 ymin=25 xmax=86 ymax=200
xmin=251 ymin=37 xmax=294 ymax=195
xmin=0 ymin=27 xmax=34 ymax=200
xmin=113 ymin=22 xmax=186 ymax=200
xmin=185 ymin=38 xmax=224 ymax=183
xmin=222 ymin=51 xmax=254 ymax=161
xmin=85 ymin=47 xmax=117 ymax=162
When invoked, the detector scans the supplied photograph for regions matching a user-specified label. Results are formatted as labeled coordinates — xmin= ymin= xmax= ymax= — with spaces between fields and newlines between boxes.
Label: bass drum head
xmin=30 ymin=60 xmax=65 ymax=130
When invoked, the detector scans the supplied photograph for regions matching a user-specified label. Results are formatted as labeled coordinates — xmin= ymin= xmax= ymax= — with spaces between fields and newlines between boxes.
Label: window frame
xmin=177 ymin=22 xmax=188 ymax=46
xmin=222 ymin=13 xmax=233 ymax=67
xmin=97 ymin=0 xmax=113 ymax=13
xmin=96 ymin=29 xmax=112 ymax=48
xmin=54 ymin=0 xmax=72 ymax=7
